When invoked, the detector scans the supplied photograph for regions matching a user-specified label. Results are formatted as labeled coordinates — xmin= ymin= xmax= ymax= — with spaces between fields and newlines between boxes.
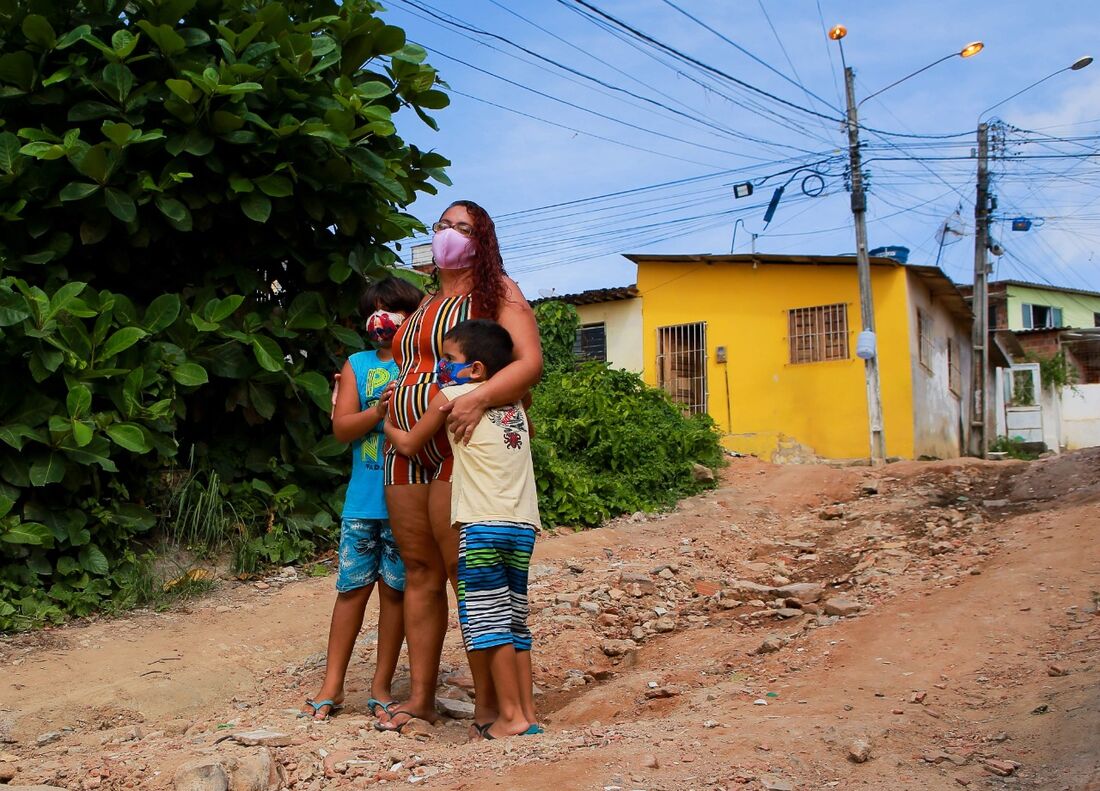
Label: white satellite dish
xmin=537 ymin=288 xmax=557 ymax=299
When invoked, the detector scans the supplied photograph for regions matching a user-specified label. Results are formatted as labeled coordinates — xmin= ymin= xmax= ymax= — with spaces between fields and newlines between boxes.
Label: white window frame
xmin=1022 ymin=303 xmax=1063 ymax=329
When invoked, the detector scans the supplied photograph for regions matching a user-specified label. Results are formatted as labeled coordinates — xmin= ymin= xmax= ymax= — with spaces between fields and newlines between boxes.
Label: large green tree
xmin=0 ymin=0 xmax=449 ymax=629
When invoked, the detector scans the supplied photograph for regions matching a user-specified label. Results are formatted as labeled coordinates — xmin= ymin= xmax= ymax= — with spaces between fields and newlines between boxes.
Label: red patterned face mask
xmin=365 ymin=310 xmax=406 ymax=345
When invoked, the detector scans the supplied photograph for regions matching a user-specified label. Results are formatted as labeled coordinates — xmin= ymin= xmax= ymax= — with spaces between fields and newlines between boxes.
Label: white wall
xmin=907 ymin=272 xmax=972 ymax=459
xmin=1061 ymin=384 xmax=1100 ymax=450
xmin=576 ymin=298 xmax=643 ymax=373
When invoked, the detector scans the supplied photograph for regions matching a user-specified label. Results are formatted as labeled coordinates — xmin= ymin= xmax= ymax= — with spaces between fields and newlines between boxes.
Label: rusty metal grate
xmin=788 ymin=303 xmax=849 ymax=364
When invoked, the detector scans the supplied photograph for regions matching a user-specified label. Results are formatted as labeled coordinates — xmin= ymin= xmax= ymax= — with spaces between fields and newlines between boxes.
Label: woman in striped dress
xmin=377 ymin=201 xmax=543 ymax=733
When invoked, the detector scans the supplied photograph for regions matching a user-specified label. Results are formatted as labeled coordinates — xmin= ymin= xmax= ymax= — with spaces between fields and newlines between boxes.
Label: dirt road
xmin=2 ymin=451 xmax=1098 ymax=791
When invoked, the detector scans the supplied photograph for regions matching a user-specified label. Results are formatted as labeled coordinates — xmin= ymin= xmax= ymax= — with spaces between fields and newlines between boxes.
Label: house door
xmin=656 ymin=321 xmax=707 ymax=414
xmin=1003 ymin=363 xmax=1042 ymax=442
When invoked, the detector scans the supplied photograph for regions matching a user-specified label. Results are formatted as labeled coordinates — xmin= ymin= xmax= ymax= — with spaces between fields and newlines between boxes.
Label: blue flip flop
xmin=367 ymin=698 xmax=397 ymax=718
xmin=479 ymin=722 xmax=543 ymax=739
xmin=299 ymin=699 xmax=343 ymax=720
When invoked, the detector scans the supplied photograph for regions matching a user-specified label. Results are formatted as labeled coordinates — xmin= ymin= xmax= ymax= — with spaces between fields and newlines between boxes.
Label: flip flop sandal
xmin=479 ymin=722 xmax=542 ymax=739
xmin=298 ymin=699 xmax=344 ymax=720
xmin=373 ymin=709 xmax=428 ymax=734
xmin=367 ymin=698 xmax=397 ymax=718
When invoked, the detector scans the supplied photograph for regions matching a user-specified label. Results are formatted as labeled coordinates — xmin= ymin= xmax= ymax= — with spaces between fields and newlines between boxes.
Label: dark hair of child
xmin=359 ymin=276 xmax=423 ymax=318
xmin=443 ymin=319 xmax=515 ymax=378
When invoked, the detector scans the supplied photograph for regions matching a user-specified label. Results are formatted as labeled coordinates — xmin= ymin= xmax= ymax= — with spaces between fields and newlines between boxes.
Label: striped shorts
xmin=457 ymin=522 xmax=537 ymax=652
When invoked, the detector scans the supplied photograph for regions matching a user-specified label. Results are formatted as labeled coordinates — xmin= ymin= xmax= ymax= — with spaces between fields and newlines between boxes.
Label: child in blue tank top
xmin=301 ymin=276 xmax=423 ymax=721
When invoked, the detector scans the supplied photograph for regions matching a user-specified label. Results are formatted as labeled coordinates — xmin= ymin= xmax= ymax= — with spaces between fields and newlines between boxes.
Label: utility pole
xmin=969 ymin=122 xmax=990 ymax=458
xmin=842 ymin=66 xmax=887 ymax=466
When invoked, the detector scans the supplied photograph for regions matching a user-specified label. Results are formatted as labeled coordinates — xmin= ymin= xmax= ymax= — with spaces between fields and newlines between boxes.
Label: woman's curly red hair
xmin=444 ymin=200 xmax=507 ymax=320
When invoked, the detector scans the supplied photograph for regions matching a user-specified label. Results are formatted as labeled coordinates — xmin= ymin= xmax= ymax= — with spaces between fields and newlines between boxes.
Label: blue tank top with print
xmin=343 ymin=350 xmax=398 ymax=519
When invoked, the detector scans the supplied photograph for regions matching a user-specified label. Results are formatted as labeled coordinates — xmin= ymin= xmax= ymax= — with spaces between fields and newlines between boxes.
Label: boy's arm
xmin=384 ymin=391 xmax=449 ymax=456
xmin=332 ymin=360 xmax=389 ymax=443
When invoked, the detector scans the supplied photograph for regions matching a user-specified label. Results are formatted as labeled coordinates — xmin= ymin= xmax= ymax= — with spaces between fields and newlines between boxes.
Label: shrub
xmin=0 ymin=0 xmax=448 ymax=630
xmin=530 ymin=363 xmax=724 ymax=528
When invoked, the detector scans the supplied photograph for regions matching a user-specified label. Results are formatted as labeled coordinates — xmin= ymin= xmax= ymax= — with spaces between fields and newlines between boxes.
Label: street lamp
xmin=828 ymin=25 xmax=982 ymax=466
xmin=969 ymin=55 xmax=1093 ymax=458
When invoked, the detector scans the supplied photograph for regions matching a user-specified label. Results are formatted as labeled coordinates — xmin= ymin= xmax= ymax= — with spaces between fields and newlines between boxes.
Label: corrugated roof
xmin=623 ymin=253 xmax=973 ymax=323
xmin=988 ymin=279 xmax=1100 ymax=299
xmin=530 ymin=284 xmax=639 ymax=306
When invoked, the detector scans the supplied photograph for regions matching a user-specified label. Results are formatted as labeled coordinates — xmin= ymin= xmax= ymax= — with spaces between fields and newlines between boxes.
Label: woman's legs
xmin=379 ymin=483 xmax=449 ymax=727
xmin=370 ymin=580 xmax=405 ymax=703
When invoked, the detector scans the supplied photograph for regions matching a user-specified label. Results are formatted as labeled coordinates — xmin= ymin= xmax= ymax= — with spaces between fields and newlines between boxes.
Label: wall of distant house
xmin=905 ymin=271 xmax=972 ymax=459
xmin=1004 ymin=285 xmax=1100 ymax=330
xmin=1061 ymin=385 xmax=1100 ymax=450
xmin=576 ymin=298 xmax=643 ymax=373
xmin=637 ymin=260 xmax=917 ymax=461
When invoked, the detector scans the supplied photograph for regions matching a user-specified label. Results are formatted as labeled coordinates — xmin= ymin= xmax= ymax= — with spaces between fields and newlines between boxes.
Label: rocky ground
xmin=1 ymin=449 xmax=1098 ymax=791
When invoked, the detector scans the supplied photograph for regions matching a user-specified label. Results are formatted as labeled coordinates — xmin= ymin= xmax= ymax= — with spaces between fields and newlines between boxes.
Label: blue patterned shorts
xmin=336 ymin=518 xmax=405 ymax=593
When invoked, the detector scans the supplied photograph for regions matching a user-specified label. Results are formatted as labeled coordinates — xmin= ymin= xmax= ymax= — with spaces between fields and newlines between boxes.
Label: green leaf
xmin=101 ymin=121 xmax=134 ymax=147
xmin=104 ymin=187 xmax=137 ymax=222
xmin=286 ymin=292 xmax=327 ymax=330
xmin=70 ymin=420 xmax=94 ymax=447
xmin=66 ymin=385 xmax=92 ymax=418
xmin=251 ymin=336 xmax=284 ymax=372
xmin=56 ymin=24 xmax=92 ymax=50
xmin=100 ymin=326 xmax=146 ymax=359
xmin=68 ymin=101 xmax=118 ymax=122
xmin=135 ymin=21 xmax=187 ymax=56
xmin=170 ymin=362 xmax=209 ymax=386
xmin=59 ymin=181 xmax=101 ymax=201
xmin=254 ymin=174 xmax=293 ymax=197
xmin=240 ymin=192 xmax=271 ymax=223
xmin=165 ymin=78 xmax=196 ymax=102
xmin=22 ymin=14 xmax=57 ymax=49
xmin=330 ymin=325 xmax=365 ymax=349
xmin=190 ymin=313 xmax=220 ymax=332
xmin=154 ymin=196 xmax=192 ymax=230
xmin=0 ymin=51 xmax=34 ymax=92
xmin=209 ymin=295 xmax=244 ymax=322
xmin=29 ymin=454 xmax=65 ymax=486
xmin=248 ymin=381 xmax=276 ymax=419
xmin=111 ymin=29 xmax=141 ymax=60
xmin=102 ymin=63 xmax=135 ymax=103
xmin=0 ymin=132 xmax=21 ymax=173
xmin=0 ymin=494 xmax=12 ymax=519
xmin=295 ymin=371 xmax=332 ymax=410
xmin=79 ymin=545 xmax=109 ymax=575
xmin=1 ymin=522 xmax=52 ymax=546
xmin=144 ymin=293 xmax=181 ymax=332
xmin=228 ymin=175 xmax=254 ymax=193
xmin=357 ymin=81 xmax=392 ymax=99
xmin=107 ymin=423 xmax=150 ymax=453
xmin=57 ymin=556 xmax=81 ymax=574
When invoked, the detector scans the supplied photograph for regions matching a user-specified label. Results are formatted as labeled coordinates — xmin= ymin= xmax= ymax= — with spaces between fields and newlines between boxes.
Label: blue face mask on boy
xmin=436 ymin=358 xmax=474 ymax=387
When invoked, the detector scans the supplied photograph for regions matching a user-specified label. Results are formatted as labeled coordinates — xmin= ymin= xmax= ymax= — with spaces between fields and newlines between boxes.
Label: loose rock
xmin=755 ymin=634 xmax=787 ymax=654
xmin=174 ymin=758 xmax=229 ymax=791
xmin=601 ymin=639 xmax=638 ymax=657
xmin=229 ymin=730 xmax=293 ymax=748
xmin=848 ymin=738 xmax=872 ymax=763
xmin=823 ymin=598 xmax=862 ymax=617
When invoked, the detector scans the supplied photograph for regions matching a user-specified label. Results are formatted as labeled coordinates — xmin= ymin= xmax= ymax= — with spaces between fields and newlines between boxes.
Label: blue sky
xmin=380 ymin=0 xmax=1100 ymax=299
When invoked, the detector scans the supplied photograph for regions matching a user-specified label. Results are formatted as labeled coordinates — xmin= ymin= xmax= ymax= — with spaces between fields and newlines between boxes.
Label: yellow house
xmin=533 ymin=285 xmax=643 ymax=373
xmin=626 ymin=253 xmax=974 ymax=462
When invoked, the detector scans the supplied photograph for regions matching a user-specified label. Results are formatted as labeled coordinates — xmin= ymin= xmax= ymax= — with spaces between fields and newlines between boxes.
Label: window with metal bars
xmin=787 ymin=303 xmax=849 ymax=364
xmin=572 ymin=323 xmax=607 ymax=361
xmin=918 ymin=309 xmax=933 ymax=371
xmin=948 ymin=338 xmax=961 ymax=396
xmin=656 ymin=322 xmax=707 ymax=414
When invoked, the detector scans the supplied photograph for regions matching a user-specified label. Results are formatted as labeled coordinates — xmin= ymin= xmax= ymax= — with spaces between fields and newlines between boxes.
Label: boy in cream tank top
xmin=384 ymin=319 xmax=541 ymax=740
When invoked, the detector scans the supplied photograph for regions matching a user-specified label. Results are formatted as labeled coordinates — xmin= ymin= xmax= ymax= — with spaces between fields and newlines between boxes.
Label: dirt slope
xmin=1 ymin=453 xmax=1098 ymax=791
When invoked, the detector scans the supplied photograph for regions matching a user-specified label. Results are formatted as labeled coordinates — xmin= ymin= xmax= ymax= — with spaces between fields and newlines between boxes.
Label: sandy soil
xmin=1 ymin=450 xmax=1098 ymax=791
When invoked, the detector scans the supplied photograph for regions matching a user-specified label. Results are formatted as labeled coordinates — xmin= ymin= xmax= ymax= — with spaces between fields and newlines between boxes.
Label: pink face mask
xmin=431 ymin=227 xmax=476 ymax=270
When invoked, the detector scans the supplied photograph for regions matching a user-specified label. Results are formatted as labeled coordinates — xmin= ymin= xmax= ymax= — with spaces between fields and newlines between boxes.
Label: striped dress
xmin=384 ymin=293 xmax=472 ymax=485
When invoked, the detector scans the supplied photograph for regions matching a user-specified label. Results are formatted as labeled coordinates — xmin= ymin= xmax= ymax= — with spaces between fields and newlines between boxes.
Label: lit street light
xmin=828 ymin=25 xmax=982 ymax=466
xmin=969 ymin=55 xmax=1093 ymax=458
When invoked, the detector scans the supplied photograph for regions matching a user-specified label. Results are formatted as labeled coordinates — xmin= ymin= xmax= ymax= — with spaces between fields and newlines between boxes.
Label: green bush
xmin=530 ymin=363 xmax=724 ymax=528
xmin=0 ymin=0 xmax=448 ymax=631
